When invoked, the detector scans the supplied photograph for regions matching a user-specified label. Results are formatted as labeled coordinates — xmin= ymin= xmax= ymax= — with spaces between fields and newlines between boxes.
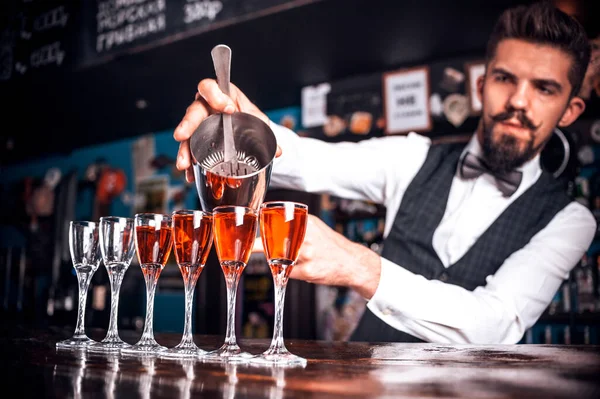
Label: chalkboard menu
xmin=0 ymin=1 xmax=79 ymax=81
xmin=0 ymin=0 xmax=313 ymax=78
xmin=77 ymin=0 xmax=306 ymax=68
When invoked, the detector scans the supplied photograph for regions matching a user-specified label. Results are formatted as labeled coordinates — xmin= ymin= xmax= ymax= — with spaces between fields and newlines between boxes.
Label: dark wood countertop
xmin=1 ymin=324 xmax=600 ymax=398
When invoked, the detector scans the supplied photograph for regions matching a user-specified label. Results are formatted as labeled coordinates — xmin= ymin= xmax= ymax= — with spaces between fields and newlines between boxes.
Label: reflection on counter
xmin=4 ymin=324 xmax=600 ymax=399
xmin=50 ymin=344 xmax=308 ymax=399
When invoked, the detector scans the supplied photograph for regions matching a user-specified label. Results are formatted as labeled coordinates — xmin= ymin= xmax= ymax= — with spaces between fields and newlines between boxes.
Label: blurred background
xmin=0 ymin=0 xmax=599 ymax=345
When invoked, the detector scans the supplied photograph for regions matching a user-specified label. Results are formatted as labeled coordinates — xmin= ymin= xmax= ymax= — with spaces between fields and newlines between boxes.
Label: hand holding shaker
xmin=189 ymin=44 xmax=277 ymax=212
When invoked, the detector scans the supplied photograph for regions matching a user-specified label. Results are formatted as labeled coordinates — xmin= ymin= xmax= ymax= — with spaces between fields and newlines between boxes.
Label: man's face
xmin=477 ymin=39 xmax=583 ymax=173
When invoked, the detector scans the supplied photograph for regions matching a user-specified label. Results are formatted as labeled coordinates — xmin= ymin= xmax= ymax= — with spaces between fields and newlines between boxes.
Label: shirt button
xmin=382 ymin=308 xmax=393 ymax=315
xmin=439 ymin=272 xmax=449 ymax=282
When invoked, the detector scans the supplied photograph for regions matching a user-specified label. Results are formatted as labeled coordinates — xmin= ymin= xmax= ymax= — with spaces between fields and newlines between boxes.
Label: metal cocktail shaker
xmin=189 ymin=111 xmax=278 ymax=212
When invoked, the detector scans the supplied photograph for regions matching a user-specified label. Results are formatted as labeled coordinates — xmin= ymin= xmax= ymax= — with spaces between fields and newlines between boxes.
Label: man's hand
xmin=173 ymin=79 xmax=281 ymax=182
xmin=254 ymin=214 xmax=382 ymax=299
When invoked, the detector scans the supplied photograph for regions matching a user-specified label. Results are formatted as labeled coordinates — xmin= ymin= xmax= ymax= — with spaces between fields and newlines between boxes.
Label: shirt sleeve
xmin=367 ymin=202 xmax=596 ymax=344
xmin=268 ymin=121 xmax=431 ymax=206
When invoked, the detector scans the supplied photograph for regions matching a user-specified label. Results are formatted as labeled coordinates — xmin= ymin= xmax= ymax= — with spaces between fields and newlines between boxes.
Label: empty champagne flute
xmin=203 ymin=206 xmax=257 ymax=362
xmin=88 ymin=216 xmax=135 ymax=353
xmin=249 ymin=201 xmax=308 ymax=366
xmin=162 ymin=210 xmax=214 ymax=358
xmin=121 ymin=213 xmax=173 ymax=355
xmin=56 ymin=221 xmax=101 ymax=350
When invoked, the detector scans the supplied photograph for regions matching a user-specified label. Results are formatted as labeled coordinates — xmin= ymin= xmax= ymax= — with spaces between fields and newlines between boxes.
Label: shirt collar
xmin=460 ymin=133 xmax=542 ymax=189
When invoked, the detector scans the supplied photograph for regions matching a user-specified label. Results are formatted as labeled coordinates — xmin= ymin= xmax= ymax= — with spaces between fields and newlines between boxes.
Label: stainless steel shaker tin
xmin=189 ymin=112 xmax=278 ymax=212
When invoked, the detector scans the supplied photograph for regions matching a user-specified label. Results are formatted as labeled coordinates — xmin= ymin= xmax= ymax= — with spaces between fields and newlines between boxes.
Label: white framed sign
xmin=383 ymin=66 xmax=431 ymax=134
xmin=465 ymin=61 xmax=486 ymax=114
xmin=301 ymin=82 xmax=331 ymax=128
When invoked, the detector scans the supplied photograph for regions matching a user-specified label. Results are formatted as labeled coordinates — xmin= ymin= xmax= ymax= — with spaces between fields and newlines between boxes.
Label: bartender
xmin=173 ymin=1 xmax=595 ymax=344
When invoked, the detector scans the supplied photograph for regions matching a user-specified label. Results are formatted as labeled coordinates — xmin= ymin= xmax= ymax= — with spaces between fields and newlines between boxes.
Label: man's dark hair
xmin=485 ymin=1 xmax=591 ymax=97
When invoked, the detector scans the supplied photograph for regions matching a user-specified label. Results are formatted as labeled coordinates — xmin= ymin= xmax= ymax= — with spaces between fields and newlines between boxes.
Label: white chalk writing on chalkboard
xmin=8 ymin=4 xmax=71 ymax=77
xmin=96 ymin=0 xmax=167 ymax=53
xmin=15 ymin=62 xmax=26 ymax=75
xmin=19 ymin=12 xmax=32 ymax=40
xmin=184 ymin=0 xmax=223 ymax=24
xmin=33 ymin=6 xmax=69 ymax=32
xmin=30 ymin=41 xmax=65 ymax=68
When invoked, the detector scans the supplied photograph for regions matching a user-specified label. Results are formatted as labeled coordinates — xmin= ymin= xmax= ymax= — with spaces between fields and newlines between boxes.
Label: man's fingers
xmin=197 ymin=79 xmax=236 ymax=114
xmin=185 ymin=168 xmax=195 ymax=183
xmin=174 ymin=99 xmax=209 ymax=141
xmin=176 ymin=140 xmax=191 ymax=170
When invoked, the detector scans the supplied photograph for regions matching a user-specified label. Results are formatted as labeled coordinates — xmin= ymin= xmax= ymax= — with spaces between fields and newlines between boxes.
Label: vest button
xmin=439 ymin=272 xmax=449 ymax=282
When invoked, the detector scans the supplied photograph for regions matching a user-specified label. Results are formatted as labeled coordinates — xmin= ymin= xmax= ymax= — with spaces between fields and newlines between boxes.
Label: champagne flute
xmin=203 ymin=205 xmax=257 ymax=362
xmin=162 ymin=210 xmax=214 ymax=358
xmin=121 ymin=213 xmax=173 ymax=355
xmin=88 ymin=216 xmax=135 ymax=353
xmin=56 ymin=221 xmax=101 ymax=350
xmin=249 ymin=201 xmax=308 ymax=366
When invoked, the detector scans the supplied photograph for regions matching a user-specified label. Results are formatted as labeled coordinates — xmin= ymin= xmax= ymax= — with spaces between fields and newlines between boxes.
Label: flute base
xmin=56 ymin=334 xmax=94 ymax=350
xmin=249 ymin=347 xmax=307 ymax=367
xmin=161 ymin=341 xmax=207 ymax=359
xmin=202 ymin=343 xmax=253 ymax=363
xmin=120 ymin=336 xmax=167 ymax=356
xmin=86 ymin=336 xmax=132 ymax=353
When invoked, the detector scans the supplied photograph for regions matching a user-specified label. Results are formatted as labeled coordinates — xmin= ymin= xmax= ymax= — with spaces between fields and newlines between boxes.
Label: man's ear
xmin=558 ymin=96 xmax=586 ymax=127
xmin=476 ymin=74 xmax=485 ymax=105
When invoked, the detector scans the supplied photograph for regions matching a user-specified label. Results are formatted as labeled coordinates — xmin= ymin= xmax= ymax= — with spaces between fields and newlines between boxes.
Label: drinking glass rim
xmin=260 ymin=201 xmax=308 ymax=210
xmin=70 ymin=220 xmax=97 ymax=228
xmin=172 ymin=209 xmax=212 ymax=217
xmin=134 ymin=212 xmax=171 ymax=219
xmin=100 ymin=216 xmax=134 ymax=223
xmin=212 ymin=205 xmax=256 ymax=215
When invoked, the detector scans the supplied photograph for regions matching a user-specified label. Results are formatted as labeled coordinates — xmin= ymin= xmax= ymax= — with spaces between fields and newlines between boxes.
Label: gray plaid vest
xmin=350 ymin=141 xmax=572 ymax=342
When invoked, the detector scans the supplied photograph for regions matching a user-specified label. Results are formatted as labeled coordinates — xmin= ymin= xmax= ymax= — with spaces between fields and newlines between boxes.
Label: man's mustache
xmin=491 ymin=109 xmax=538 ymax=131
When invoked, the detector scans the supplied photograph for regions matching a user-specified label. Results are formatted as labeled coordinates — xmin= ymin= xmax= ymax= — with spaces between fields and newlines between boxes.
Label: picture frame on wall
xmin=383 ymin=66 xmax=432 ymax=135
xmin=465 ymin=61 xmax=486 ymax=115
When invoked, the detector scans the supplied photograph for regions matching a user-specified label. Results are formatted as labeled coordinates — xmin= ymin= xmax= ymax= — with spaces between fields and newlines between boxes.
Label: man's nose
xmin=507 ymin=82 xmax=530 ymax=111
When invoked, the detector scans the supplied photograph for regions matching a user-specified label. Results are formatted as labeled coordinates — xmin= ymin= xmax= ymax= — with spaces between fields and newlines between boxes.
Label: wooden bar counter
xmin=2 ymin=324 xmax=599 ymax=398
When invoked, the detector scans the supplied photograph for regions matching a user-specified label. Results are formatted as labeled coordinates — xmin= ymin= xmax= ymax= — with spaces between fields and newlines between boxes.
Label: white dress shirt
xmin=268 ymin=121 xmax=596 ymax=344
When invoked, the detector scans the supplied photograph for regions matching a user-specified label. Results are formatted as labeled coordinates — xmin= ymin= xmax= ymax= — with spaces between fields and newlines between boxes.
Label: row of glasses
xmin=55 ymin=213 xmax=174 ymax=353
xmin=56 ymin=201 xmax=308 ymax=366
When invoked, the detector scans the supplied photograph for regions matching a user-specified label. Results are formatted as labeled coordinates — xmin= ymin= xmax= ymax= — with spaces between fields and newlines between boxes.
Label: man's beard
xmin=481 ymin=110 xmax=540 ymax=174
